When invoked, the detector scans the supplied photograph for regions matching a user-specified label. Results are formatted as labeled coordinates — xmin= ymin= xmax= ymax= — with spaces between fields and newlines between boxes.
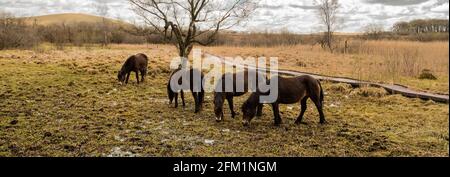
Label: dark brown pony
xmin=214 ymin=70 xmax=264 ymax=122
xmin=167 ymin=68 xmax=205 ymax=113
xmin=118 ymin=53 xmax=148 ymax=84
xmin=241 ymin=75 xmax=325 ymax=126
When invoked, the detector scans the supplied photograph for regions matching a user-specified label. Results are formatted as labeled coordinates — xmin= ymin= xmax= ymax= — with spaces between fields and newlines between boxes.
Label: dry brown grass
xmin=0 ymin=44 xmax=448 ymax=157
xmin=204 ymin=40 xmax=449 ymax=94
xmin=346 ymin=40 xmax=448 ymax=76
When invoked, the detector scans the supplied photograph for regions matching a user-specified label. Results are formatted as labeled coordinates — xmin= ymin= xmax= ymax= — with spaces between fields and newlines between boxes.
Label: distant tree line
xmin=35 ymin=22 xmax=149 ymax=46
xmin=0 ymin=12 xmax=39 ymax=49
xmin=1 ymin=10 xmax=449 ymax=50
xmin=361 ymin=19 xmax=449 ymax=41
xmin=393 ymin=19 xmax=449 ymax=35
xmin=0 ymin=11 xmax=155 ymax=50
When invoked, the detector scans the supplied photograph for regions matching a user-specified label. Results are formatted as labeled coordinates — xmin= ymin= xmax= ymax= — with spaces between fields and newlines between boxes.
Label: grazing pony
xmin=241 ymin=75 xmax=325 ymax=126
xmin=167 ymin=68 xmax=205 ymax=113
xmin=118 ymin=53 xmax=148 ymax=84
xmin=214 ymin=70 xmax=264 ymax=122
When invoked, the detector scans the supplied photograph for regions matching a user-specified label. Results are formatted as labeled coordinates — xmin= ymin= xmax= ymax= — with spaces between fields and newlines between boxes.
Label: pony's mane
xmin=120 ymin=55 xmax=135 ymax=73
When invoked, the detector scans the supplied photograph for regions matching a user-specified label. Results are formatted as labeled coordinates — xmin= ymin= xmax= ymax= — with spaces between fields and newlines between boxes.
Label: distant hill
xmin=21 ymin=13 xmax=133 ymax=27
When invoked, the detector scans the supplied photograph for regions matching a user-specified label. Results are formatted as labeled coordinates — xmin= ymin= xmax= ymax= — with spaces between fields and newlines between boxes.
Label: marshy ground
xmin=0 ymin=44 xmax=448 ymax=157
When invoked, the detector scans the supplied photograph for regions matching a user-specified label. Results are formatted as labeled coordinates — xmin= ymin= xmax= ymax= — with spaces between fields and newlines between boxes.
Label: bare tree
xmin=95 ymin=0 xmax=110 ymax=47
xmin=0 ymin=11 xmax=39 ymax=50
xmin=363 ymin=23 xmax=384 ymax=40
xmin=128 ymin=0 xmax=254 ymax=63
xmin=393 ymin=19 xmax=449 ymax=34
xmin=315 ymin=0 xmax=340 ymax=52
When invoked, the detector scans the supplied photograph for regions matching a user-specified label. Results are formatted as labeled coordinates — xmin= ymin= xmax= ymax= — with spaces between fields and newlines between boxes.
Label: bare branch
xmin=128 ymin=0 xmax=255 ymax=57
xmin=315 ymin=0 xmax=340 ymax=52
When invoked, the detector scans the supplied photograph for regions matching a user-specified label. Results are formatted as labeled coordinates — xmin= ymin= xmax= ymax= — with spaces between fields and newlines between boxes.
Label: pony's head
xmin=117 ymin=70 xmax=126 ymax=84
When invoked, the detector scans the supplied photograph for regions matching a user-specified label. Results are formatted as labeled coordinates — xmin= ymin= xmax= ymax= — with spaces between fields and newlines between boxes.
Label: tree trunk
xmin=102 ymin=18 xmax=108 ymax=47
xmin=327 ymin=26 xmax=333 ymax=53
xmin=177 ymin=44 xmax=193 ymax=69
xmin=103 ymin=31 xmax=107 ymax=47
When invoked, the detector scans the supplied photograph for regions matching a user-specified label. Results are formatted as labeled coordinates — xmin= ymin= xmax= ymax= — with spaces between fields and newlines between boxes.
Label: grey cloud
xmin=434 ymin=0 xmax=449 ymax=5
xmin=257 ymin=4 xmax=284 ymax=10
xmin=92 ymin=0 xmax=124 ymax=3
xmin=363 ymin=0 xmax=430 ymax=6
xmin=344 ymin=16 xmax=367 ymax=22
xmin=257 ymin=2 xmax=318 ymax=11
xmin=423 ymin=0 xmax=449 ymax=13
xmin=0 ymin=0 xmax=448 ymax=33
xmin=368 ymin=14 xmax=398 ymax=20
xmin=288 ymin=4 xmax=318 ymax=10
xmin=261 ymin=10 xmax=274 ymax=16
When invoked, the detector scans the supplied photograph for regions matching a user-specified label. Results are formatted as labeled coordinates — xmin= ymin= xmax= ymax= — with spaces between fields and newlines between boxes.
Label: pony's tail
xmin=307 ymin=78 xmax=324 ymax=106
xmin=318 ymin=80 xmax=324 ymax=104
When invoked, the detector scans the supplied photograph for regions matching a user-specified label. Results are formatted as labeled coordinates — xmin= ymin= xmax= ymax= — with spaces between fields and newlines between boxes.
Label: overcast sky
xmin=1 ymin=0 xmax=448 ymax=33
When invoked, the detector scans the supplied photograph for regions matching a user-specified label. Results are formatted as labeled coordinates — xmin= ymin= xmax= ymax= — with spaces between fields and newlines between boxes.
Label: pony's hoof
xmin=242 ymin=120 xmax=250 ymax=127
xmin=231 ymin=112 xmax=240 ymax=119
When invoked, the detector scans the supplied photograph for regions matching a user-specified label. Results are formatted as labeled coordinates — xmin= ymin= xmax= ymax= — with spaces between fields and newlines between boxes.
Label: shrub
xmin=419 ymin=69 xmax=437 ymax=80
xmin=350 ymin=87 xmax=387 ymax=98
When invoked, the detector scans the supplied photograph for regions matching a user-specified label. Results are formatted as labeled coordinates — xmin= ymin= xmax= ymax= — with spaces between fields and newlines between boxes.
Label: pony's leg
xmin=192 ymin=92 xmax=200 ymax=113
xmin=272 ymin=103 xmax=282 ymax=126
xmin=198 ymin=89 xmax=204 ymax=111
xmin=168 ymin=84 xmax=174 ymax=105
xmin=174 ymin=93 xmax=179 ymax=108
xmin=256 ymin=104 xmax=264 ymax=117
xmin=312 ymin=96 xmax=326 ymax=124
xmin=226 ymin=96 xmax=236 ymax=118
xmin=140 ymin=69 xmax=146 ymax=83
xmin=125 ymin=73 xmax=130 ymax=84
xmin=295 ymin=97 xmax=308 ymax=125
xmin=135 ymin=71 xmax=140 ymax=84
xmin=181 ymin=90 xmax=186 ymax=108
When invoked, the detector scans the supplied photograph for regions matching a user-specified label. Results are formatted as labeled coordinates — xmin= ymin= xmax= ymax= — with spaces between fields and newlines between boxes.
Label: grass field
xmin=205 ymin=40 xmax=449 ymax=94
xmin=0 ymin=44 xmax=448 ymax=157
